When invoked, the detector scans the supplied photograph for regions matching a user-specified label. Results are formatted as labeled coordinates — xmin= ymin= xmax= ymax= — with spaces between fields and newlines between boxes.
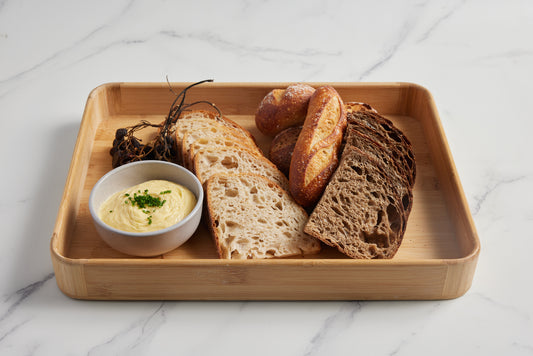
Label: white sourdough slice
xmin=205 ymin=173 xmax=321 ymax=259
xmin=174 ymin=110 xmax=257 ymax=163
xmin=193 ymin=146 xmax=290 ymax=192
xmin=183 ymin=130 xmax=263 ymax=172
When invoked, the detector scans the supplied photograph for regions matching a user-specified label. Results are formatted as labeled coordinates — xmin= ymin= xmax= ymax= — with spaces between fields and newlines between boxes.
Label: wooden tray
xmin=50 ymin=82 xmax=480 ymax=300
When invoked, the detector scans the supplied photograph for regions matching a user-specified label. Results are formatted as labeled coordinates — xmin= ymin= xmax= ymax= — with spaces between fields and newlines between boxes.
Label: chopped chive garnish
xmin=126 ymin=191 xmax=166 ymax=209
xmin=122 ymin=188 xmax=171 ymax=225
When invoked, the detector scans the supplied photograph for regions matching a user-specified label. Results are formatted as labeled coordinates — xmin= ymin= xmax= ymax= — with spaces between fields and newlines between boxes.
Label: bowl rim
xmin=88 ymin=160 xmax=204 ymax=237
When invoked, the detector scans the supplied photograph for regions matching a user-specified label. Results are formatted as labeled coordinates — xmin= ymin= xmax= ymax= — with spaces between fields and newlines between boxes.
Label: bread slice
xmin=174 ymin=110 xmax=257 ymax=163
xmin=305 ymin=145 xmax=408 ymax=259
xmin=176 ymin=110 xmax=254 ymax=142
xmin=205 ymin=173 xmax=321 ymax=259
xmin=193 ymin=146 xmax=290 ymax=192
xmin=345 ymin=110 xmax=416 ymax=185
xmin=344 ymin=126 xmax=414 ymax=189
xmin=183 ymin=131 xmax=263 ymax=171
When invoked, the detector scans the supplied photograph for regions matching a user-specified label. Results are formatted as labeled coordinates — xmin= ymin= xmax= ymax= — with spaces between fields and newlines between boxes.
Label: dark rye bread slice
xmin=304 ymin=145 xmax=408 ymax=259
xmin=344 ymin=127 xmax=415 ymax=206
xmin=346 ymin=110 xmax=416 ymax=185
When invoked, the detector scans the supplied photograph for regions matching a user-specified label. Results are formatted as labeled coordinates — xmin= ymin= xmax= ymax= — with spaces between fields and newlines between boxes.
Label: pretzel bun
xmin=255 ymin=83 xmax=315 ymax=136
xmin=289 ymin=86 xmax=347 ymax=207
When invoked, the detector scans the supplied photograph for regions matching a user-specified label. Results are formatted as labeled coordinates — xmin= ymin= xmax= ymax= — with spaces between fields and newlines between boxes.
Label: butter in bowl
xmin=89 ymin=160 xmax=203 ymax=257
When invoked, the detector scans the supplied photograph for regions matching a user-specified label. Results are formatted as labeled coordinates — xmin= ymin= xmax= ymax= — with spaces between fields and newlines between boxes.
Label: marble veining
xmin=87 ymin=302 xmax=167 ymax=355
xmin=0 ymin=0 xmax=135 ymax=96
xmin=1 ymin=273 xmax=54 ymax=324
xmin=1 ymin=0 xmax=532 ymax=354
xmin=415 ymin=0 xmax=467 ymax=44
xmin=160 ymin=30 xmax=342 ymax=61
xmin=303 ymin=301 xmax=362 ymax=356
xmin=470 ymin=175 xmax=527 ymax=216
xmin=357 ymin=20 xmax=414 ymax=81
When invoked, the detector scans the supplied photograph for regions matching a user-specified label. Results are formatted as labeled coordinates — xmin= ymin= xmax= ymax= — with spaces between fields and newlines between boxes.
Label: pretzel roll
xmin=289 ymin=86 xmax=347 ymax=207
xmin=255 ymin=83 xmax=315 ymax=136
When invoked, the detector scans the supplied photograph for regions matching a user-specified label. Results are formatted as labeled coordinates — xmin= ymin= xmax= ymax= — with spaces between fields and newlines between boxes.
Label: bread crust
xmin=255 ymin=83 xmax=315 ymax=136
xmin=289 ymin=86 xmax=347 ymax=207
xmin=268 ymin=101 xmax=378 ymax=179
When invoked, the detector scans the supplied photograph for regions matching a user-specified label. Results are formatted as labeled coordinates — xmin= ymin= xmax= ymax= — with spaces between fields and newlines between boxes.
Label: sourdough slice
xmin=205 ymin=173 xmax=321 ymax=259
xmin=194 ymin=146 xmax=290 ymax=192
xmin=344 ymin=128 xmax=413 ymax=220
xmin=174 ymin=110 xmax=257 ymax=163
xmin=176 ymin=110 xmax=255 ymax=143
xmin=305 ymin=145 xmax=407 ymax=259
xmin=344 ymin=126 xmax=414 ymax=189
xmin=183 ymin=130 xmax=263 ymax=171
xmin=346 ymin=110 xmax=416 ymax=185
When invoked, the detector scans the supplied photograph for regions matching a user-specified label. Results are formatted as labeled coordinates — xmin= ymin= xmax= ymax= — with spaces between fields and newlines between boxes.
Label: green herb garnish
xmin=126 ymin=190 xmax=166 ymax=209
xmin=124 ymin=189 xmax=167 ymax=225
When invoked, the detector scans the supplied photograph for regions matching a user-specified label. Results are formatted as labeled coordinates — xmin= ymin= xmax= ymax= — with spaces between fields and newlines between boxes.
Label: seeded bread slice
xmin=305 ymin=145 xmax=407 ymax=259
xmin=206 ymin=173 xmax=321 ymax=259
xmin=193 ymin=146 xmax=290 ymax=192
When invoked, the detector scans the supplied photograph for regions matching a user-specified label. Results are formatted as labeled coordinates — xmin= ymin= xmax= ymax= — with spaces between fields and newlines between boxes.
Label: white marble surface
xmin=1 ymin=0 xmax=532 ymax=354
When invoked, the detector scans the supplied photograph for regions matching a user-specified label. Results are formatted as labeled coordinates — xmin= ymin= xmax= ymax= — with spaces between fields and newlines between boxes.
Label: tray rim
xmin=50 ymin=81 xmax=481 ymax=300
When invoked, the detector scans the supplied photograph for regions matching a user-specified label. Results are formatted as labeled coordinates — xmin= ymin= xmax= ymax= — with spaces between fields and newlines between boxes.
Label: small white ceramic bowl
xmin=89 ymin=160 xmax=203 ymax=257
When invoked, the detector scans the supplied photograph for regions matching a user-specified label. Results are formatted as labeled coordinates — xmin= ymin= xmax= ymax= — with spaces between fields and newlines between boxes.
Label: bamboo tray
xmin=50 ymin=82 xmax=480 ymax=300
